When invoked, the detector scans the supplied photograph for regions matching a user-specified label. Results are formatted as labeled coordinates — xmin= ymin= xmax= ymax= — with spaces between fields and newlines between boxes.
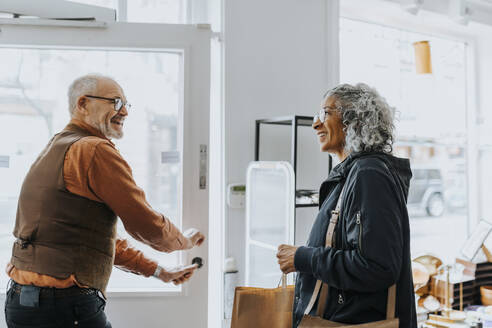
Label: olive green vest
xmin=11 ymin=124 xmax=117 ymax=293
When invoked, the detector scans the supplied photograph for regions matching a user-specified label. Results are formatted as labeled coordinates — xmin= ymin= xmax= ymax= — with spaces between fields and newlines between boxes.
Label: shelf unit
xmin=254 ymin=115 xmax=333 ymax=210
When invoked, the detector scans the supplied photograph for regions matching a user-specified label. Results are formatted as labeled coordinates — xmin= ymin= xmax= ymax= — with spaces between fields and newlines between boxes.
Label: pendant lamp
xmin=413 ymin=40 xmax=432 ymax=74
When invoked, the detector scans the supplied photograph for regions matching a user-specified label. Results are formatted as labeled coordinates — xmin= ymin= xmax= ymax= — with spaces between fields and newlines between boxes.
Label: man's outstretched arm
xmin=114 ymin=238 xmax=198 ymax=285
xmin=87 ymin=141 xmax=204 ymax=252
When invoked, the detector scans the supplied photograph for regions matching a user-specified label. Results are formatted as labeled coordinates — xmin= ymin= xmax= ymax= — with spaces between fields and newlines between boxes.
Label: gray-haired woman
xmin=276 ymin=83 xmax=417 ymax=327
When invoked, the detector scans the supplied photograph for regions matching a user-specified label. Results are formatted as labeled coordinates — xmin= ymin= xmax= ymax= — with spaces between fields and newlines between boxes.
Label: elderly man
xmin=4 ymin=74 xmax=205 ymax=328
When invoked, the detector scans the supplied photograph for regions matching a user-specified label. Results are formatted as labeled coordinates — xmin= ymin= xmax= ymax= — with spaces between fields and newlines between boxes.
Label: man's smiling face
xmin=82 ymin=78 xmax=128 ymax=140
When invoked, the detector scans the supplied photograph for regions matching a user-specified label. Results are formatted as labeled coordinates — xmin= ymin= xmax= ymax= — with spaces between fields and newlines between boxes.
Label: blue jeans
xmin=4 ymin=282 xmax=112 ymax=328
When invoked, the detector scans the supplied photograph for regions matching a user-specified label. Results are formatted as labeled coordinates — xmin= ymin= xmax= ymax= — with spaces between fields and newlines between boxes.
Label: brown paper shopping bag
xmin=231 ymin=275 xmax=295 ymax=328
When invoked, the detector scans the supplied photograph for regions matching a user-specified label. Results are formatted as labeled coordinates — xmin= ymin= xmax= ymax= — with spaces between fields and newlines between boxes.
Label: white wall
xmin=224 ymin=0 xmax=339 ymax=287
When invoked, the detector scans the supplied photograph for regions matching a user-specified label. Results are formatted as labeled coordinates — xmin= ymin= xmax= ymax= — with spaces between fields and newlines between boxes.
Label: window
xmin=0 ymin=17 xmax=213 ymax=327
xmin=479 ymin=81 xmax=492 ymax=239
xmin=480 ymin=149 xmax=492 ymax=221
xmin=127 ymin=0 xmax=185 ymax=24
xmin=69 ymin=0 xmax=118 ymax=8
xmin=72 ymin=0 xmax=186 ymax=23
xmin=340 ymin=18 xmax=469 ymax=263
xmin=0 ymin=48 xmax=183 ymax=292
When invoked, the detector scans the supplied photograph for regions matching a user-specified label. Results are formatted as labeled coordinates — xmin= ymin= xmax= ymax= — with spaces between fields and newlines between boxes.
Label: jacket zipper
xmin=338 ymin=293 xmax=344 ymax=304
xmin=356 ymin=211 xmax=363 ymax=254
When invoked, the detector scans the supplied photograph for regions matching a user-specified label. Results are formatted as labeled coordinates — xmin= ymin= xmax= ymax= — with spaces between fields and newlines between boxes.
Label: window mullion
xmin=117 ymin=0 xmax=127 ymax=22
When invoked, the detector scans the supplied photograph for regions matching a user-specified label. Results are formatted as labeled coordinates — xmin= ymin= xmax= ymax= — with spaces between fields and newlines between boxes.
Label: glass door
xmin=0 ymin=21 xmax=211 ymax=327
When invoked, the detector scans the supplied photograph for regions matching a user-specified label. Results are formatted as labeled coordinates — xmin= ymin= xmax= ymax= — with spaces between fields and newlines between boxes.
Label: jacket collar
xmin=325 ymin=151 xmax=370 ymax=183
xmin=320 ymin=151 xmax=412 ymax=204
xmin=64 ymin=119 xmax=114 ymax=146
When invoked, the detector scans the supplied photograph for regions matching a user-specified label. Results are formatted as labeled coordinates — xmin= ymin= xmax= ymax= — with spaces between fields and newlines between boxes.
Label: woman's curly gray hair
xmin=324 ymin=83 xmax=395 ymax=154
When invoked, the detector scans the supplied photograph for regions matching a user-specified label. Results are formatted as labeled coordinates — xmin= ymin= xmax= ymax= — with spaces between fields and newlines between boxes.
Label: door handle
xmin=192 ymin=257 xmax=204 ymax=269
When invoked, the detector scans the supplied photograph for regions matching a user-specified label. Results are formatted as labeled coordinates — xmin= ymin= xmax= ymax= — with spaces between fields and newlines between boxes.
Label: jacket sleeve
xmin=294 ymin=167 xmax=404 ymax=292
xmin=113 ymin=238 xmax=158 ymax=277
xmin=88 ymin=141 xmax=188 ymax=253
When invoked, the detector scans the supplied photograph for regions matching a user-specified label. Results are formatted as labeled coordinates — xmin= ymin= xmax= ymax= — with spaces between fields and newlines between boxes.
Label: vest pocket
xmin=12 ymin=241 xmax=34 ymax=263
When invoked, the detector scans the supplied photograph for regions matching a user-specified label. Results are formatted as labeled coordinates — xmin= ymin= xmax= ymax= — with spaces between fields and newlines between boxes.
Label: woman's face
xmin=312 ymin=96 xmax=346 ymax=153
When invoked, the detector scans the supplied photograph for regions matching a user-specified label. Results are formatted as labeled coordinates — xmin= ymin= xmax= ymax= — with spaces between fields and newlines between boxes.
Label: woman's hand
xmin=276 ymin=244 xmax=299 ymax=274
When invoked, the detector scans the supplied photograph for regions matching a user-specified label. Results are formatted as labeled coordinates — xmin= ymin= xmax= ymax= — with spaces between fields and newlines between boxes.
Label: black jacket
xmin=293 ymin=152 xmax=417 ymax=328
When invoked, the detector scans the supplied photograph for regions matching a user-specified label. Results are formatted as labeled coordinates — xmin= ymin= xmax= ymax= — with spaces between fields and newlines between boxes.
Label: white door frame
xmin=0 ymin=22 xmax=212 ymax=328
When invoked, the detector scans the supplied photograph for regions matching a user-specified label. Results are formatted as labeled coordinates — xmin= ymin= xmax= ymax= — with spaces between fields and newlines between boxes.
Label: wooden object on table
xmin=428 ymin=314 xmax=455 ymax=323
xmin=459 ymin=282 xmax=463 ymax=311
xmin=483 ymin=244 xmax=492 ymax=262
xmin=423 ymin=323 xmax=447 ymax=328
xmin=426 ymin=311 xmax=466 ymax=326
xmin=480 ymin=285 xmax=492 ymax=305
xmin=456 ymin=257 xmax=492 ymax=305
xmin=430 ymin=275 xmax=475 ymax=310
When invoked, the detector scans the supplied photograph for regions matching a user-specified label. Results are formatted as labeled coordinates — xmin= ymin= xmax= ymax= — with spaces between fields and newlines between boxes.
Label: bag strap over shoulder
xmin=303 ymin=182 xmax=397 ymax=320
xmin=386 ymin=284 xmax=396 ymax=319
xmin=304 ymin=183 xmax=345 ymax=316
xmin=315 ymin=183 xmax=345 ymax=316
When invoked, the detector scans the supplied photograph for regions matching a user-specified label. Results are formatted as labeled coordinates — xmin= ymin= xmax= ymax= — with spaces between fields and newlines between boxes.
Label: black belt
xmin=11 ymin=281 xmax=98 ymax=298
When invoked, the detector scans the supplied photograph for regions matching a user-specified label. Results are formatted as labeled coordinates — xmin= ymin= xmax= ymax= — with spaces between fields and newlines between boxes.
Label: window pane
xmin=480 ymin=113 xmax=492 ymax=146
xmin=340 ymin=19 xmax=467 ymax=142
xmin=0 ymin=48 xmax=182 ymax=292
xmin=428 ymin=169 xmax=441 ymax=180
xmin=340 ymin=18 xmax=468 ymax=263
xmin=127 ymin=0 xmax=185 ymax=24
xmin=69 ymin=0 xmax=118 ymax=9
xmin=395 ymin=144 xmax=468 ymax=262
xmin=412 ymin=169 xmax=427 ymax=180
xmin=480 ymin=150 xmax=492 ymax=222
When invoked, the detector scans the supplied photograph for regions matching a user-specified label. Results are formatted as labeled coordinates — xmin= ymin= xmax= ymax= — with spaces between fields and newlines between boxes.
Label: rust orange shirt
xmin=8 ymin=119 xmax=188 ymax=288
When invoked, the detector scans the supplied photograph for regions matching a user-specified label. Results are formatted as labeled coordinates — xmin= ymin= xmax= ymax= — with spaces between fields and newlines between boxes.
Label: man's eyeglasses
xmin=313 ymin=106 xmax=337 ymax=124
xmin=85 ymin=95 xmax=132 ymax=112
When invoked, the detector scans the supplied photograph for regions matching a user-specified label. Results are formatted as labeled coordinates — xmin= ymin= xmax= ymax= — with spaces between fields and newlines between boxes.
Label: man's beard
xmin=88 ymin=117 xmax=124 ymax=139
xmin=100 ymin=121 xmax=124 ymax=139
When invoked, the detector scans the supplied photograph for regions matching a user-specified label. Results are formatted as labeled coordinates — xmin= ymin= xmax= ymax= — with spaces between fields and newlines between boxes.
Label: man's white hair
xmin=67 ymin=74 xmax=112 ymax=116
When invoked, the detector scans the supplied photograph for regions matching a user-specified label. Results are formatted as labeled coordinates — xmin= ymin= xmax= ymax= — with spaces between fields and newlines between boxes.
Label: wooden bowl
xmin=480 ymin=286 xmax=492 ymax=305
